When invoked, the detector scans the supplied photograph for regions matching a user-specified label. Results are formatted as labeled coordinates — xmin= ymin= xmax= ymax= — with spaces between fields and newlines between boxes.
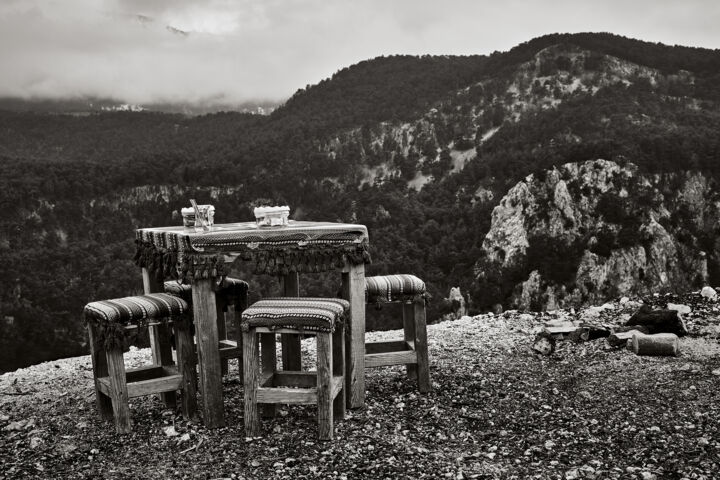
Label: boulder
xmin=666 ymin=303 xmax=691 ymax=315
xmin=701 ymin=286 xmax=717 ymax=300
xmin=626 ymin=305 xmax=688 ymax=336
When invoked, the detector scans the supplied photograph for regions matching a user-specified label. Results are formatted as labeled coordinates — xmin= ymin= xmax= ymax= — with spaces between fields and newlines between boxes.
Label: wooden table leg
xmin=174 ymin=317 xmax=198 ymax=420
xmin=192 ymin=277 xmax=225 ymax=428
xmin=342 ymin=262 xmax=365 ymax=409
xmin=280 ymin=272 xmax=302 ymax=371
xmin=141 ymin=268 xmax=176 ymax=408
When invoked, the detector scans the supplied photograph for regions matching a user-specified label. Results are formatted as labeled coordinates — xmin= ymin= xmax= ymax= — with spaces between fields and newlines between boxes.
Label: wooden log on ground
xmin=549 ymin=325 xmax=610 ymax=343
xmin=607 ymin=329 xmax=647 ymax=348
xmin=545 ymin=325 xmax=578 ymax=335
xmin=613 ymin=325 xmax=651 ymax=335
xmin=585 ymin=326 xmax=611 ymax=340
xmin=632 ymin=333 xmax=680 ymax=356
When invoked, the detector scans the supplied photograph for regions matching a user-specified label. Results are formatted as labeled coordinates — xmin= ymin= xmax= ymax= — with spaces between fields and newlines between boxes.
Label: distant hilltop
xmin=0 ymin=97 xmax=278 ymax=116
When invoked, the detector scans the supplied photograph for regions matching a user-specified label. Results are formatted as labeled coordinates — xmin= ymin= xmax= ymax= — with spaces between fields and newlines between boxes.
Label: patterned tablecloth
xmin=135 ymin=221 xmax=370 ymax=281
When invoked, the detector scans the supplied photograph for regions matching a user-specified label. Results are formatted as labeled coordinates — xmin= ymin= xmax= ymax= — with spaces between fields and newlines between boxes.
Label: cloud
xmin=0 ymin=0 xmax=718 ymax=106
xmin=0 ymin=1 xmax=297 ymax=103
xmin=0 ymin=0 xmax=405 ymax=104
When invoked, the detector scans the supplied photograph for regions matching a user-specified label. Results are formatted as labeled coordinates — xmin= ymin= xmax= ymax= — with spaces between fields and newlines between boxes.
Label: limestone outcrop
xmin=475 ymin=159 xmax=720 ymax=310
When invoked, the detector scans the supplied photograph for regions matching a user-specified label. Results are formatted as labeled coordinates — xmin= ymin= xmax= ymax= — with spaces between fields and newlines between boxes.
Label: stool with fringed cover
xmin=163 ymin=277 xmax=249 ymax=376
xmin=241 ymin=298 xmax=347 ymax=440
xmin=83 ymin=293 xmax=197 ymax=434
xmin=364 ymin=274 xmax=431 ymax=392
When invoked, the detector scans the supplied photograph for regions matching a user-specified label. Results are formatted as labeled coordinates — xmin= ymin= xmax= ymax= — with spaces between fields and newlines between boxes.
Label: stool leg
xmin=332 ymin=325 xmax=346 ymax=421
xmin=403 ymin=302 xmax=418 ymax=380
xmin=413 ymin=298 xmax=431 ymax=393
xmin=317 ymin=331 xmax=333 ymax=440
xmin=217 ymin=301 xmax=229 ymax=376
xmin=154 ymin=322 xmax=177 ymax=408
xmin=260 ymin=333 xmax=278 ymax=418
xmin=174 ymin=319 xmax=198 ymax=421
xmin=230 ymin=306 xmax=243 ymax=382
xmin=87 ymin=325 xmax=113 ymax=421
xmin=142 ymin=268 xmax=177 ymax=408
xmin=280 ymin=272 xmax=302 ymax=371
xmin=243 ymin=329 xmax=260 ymax=437
xmin=105 ymin=347 xmax=132 ymax=434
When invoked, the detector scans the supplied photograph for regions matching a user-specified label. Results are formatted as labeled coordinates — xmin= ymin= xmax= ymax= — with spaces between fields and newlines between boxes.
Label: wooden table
xmin=135 ymin=221 xmax=370 ymax=428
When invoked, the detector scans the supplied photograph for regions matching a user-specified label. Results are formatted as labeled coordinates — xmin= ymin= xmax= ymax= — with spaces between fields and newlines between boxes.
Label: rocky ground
xmin=1 ymin=291 xmax=720 ymax=480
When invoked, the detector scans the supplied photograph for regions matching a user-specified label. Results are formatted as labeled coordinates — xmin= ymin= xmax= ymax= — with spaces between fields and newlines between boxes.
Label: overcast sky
xmin=1 ymin=0 xmax=719 ymax=106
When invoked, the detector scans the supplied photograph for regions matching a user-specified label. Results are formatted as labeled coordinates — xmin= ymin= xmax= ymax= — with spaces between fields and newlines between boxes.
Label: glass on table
xmin=181 ymin=205 xmax=215 ymax=232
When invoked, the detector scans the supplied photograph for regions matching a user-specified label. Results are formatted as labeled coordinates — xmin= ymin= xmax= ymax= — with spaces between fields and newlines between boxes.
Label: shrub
xmin=526 ymin=234 xmax=584 ymax=285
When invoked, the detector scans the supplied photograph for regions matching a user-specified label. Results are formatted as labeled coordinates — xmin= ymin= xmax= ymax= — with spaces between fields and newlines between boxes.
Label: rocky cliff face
xmin=475 ymin=159 xmax=720 ymax=310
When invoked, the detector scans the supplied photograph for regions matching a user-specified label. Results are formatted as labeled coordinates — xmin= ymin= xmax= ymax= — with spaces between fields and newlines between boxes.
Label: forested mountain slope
xmin=2 ymin=32 xmax=720 ymax=371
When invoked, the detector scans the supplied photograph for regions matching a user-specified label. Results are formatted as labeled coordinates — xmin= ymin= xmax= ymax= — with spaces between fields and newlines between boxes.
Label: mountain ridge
xmin=2 ymin=32 xmax=720 ymax=371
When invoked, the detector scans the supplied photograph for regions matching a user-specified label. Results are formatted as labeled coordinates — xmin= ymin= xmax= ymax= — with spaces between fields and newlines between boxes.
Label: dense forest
xmin=2 ymin=32 xmax=720 ymax=371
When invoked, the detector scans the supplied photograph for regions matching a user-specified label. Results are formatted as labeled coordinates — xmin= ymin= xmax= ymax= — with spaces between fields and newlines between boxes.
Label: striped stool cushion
xmin=365 ymin=274 xmax=426 ymax=303
xmin=164 ymin=277 xmax=249 ymax=310
xmin=218 ymin=277 xmax=250 ymax=309
xmin=163 ymin=281 xmax=192 ymax=302
xmin=242 ymin=298 xmax=349 ymax=332
xmin=84 ymin=293 xmax=190 ymax=351
xmin=84 ymin=293 xmax=189 ymax=326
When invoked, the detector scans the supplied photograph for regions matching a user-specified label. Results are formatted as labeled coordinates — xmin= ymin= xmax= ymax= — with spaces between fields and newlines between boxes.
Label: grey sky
xmin=1 ymin=0 xmax=718 ymax=105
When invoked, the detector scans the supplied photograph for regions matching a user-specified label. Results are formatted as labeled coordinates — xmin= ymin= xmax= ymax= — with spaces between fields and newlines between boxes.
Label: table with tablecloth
xmin=135 ymin=221 xmax=370 ymax=428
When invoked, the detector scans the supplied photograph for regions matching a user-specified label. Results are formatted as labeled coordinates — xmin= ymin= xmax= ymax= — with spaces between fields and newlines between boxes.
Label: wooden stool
xmin=164 ymin=277 xmax=249 ymax=375
xmin=242 ymin=298 xmax=348 ymax=440
xmin=83 ymin=293 xmax=197 ymax=434
xmin=365 ymin=274 xmax=431 ymax=392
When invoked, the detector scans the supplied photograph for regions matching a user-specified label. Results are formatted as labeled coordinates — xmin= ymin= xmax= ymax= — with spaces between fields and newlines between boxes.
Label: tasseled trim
xmin=240 ymin=314 xmax=344 ymax=333
xmin=100 ymin=322 xmax=135 ymax=352
xmin=84 ymin=310 xmax=190 ymax=352
xmin=182 ymin=254 xmax=228 ymax=282
xmin=252 ymin=244 xmax=371 ymax=275
xmin=134 ymin=240 xmax=180 ymax=282
xmin=135 ymin=241 xmax=371 ymax=281
xmin=368 ymin=292 xmax=430 ymax=309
